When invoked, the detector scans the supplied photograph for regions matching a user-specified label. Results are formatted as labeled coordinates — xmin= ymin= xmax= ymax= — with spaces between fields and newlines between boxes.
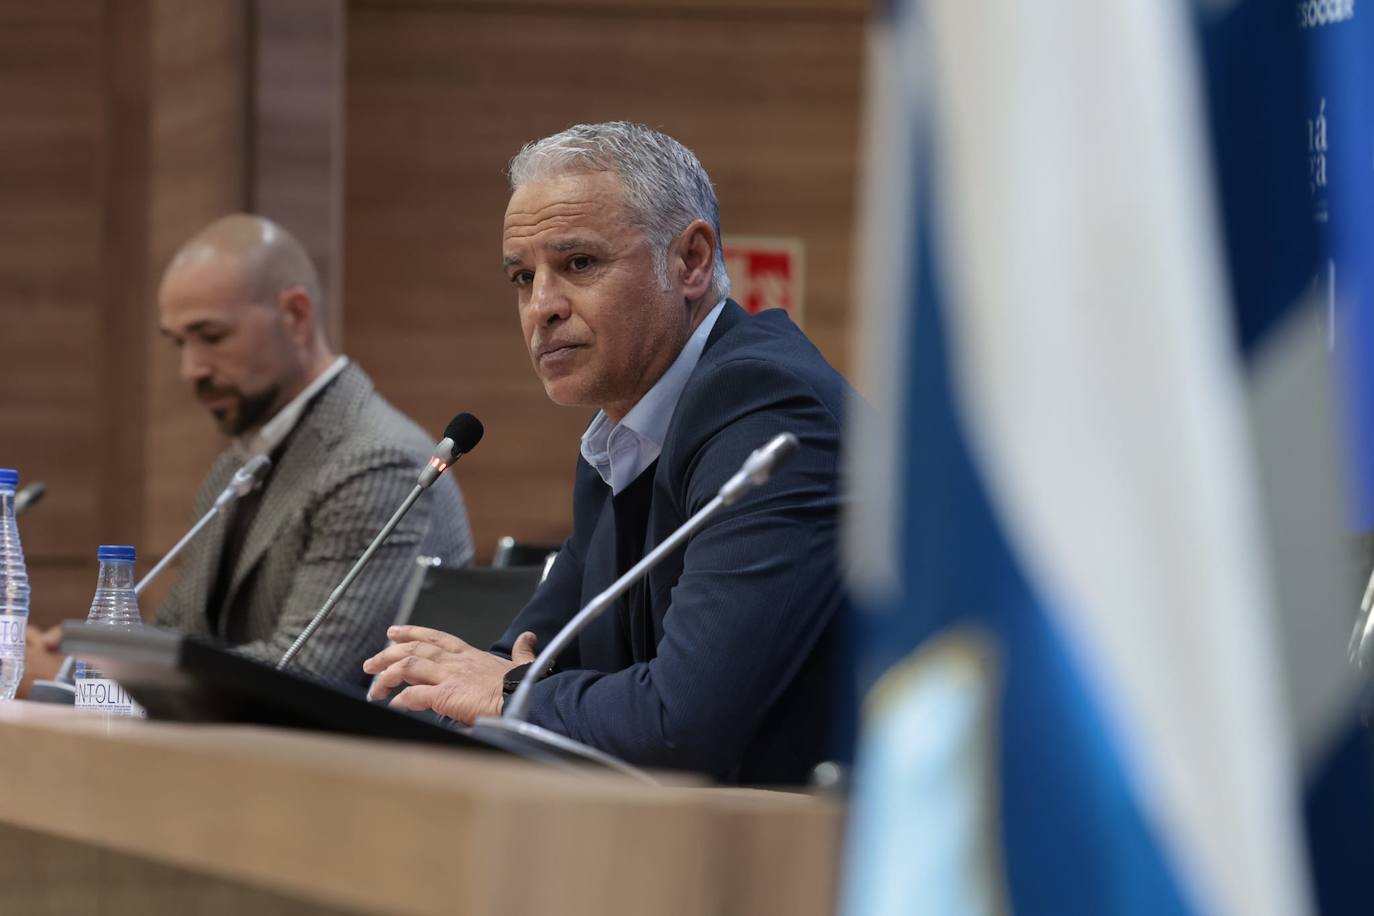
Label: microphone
xmin=277 ymin=412 xmax=483 ymax=671
xmin=419 ymin=412 xmax=483 ymax=488
xmin=135 ymin=454 xmax=272 ymax=596
xmin=468 ymin=432 xmax=800 ymax=777
xmin=14 ymin=482 xmax=46 ymax=516
xmin=717 ymin=432 xmax=799 ymax=505
xmin=212 ymin=454 xmax=273 ymax=511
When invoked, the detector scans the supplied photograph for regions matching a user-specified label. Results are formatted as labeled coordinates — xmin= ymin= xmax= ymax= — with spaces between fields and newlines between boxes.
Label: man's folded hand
xmin=363 ymin=626 xmax=538 ymax=725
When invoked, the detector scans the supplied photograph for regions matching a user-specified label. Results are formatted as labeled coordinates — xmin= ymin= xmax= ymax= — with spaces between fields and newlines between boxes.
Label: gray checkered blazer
xmin=155 ymin=363 xmax=474 ymax=686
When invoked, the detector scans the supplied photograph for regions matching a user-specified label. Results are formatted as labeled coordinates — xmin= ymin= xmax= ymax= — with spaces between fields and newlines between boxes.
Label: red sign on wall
xmin=722 ymin=236 xmax=805 ymax=325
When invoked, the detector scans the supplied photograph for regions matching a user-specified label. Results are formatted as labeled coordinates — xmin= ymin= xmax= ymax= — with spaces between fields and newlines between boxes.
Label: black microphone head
xmin=444 ymin=413 xmax=484 ymax=456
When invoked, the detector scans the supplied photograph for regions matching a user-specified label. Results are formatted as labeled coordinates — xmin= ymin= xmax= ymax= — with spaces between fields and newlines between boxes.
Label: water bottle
xmin=74 ymin=545 xmax=145 ymax=717
xmin=0 ymin=469 xmax=29 ymax=700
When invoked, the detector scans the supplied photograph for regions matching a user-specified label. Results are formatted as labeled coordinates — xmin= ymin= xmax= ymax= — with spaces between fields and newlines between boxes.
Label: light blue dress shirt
xmin=580 ymin=300 xmax=726 ymax=494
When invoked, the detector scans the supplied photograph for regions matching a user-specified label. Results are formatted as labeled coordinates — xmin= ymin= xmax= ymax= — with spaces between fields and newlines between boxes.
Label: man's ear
xmin=277 ymin=285 xmax=315 ymax=346
xmin=676 ymin=219 xmax=717 ymax=302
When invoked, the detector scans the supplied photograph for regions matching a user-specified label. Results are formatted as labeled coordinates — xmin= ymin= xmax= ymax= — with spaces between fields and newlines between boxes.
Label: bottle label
xmin=0 ymin=615 xmax=24 ymax=660
xmin=75 ymin=677 xmax=146 ymax=718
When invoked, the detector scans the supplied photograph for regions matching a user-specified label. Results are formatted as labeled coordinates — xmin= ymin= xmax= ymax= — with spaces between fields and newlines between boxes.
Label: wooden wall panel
xmin=250 ymin=0 xmax=346 ymax=346
xmin=344 ymin=2 xmax=865 ymax=560
xmin=360 ymin=0 xmax=870 ymax=13
xmin=0 ymin=2 xmax=124 ymax=621
xmin=0 ymin=1 xmax=248 ymax=626
xmin=138 ymin=0 xmax=250 ymax=615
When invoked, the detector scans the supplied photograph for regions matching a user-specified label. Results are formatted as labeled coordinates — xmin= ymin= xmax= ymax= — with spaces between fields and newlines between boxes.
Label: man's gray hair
xmin=508 ymin=121 xmax=730 ymax=304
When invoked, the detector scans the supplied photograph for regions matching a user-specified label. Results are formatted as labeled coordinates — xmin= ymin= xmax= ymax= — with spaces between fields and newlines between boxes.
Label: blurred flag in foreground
xmin=840 ymin=1 xmax=1373 ymax=914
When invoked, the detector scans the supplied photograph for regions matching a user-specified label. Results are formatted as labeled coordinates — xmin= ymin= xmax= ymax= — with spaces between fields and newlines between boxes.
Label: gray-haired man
xmin=366 ymin=123 xmax=849 ymax=784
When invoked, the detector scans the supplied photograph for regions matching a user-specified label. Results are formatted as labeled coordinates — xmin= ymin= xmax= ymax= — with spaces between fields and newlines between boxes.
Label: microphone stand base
xmin=468 ymin=717 xmax=657 ymax=785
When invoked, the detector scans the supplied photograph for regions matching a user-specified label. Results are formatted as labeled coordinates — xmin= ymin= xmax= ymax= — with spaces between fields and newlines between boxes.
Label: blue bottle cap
xmin=0 ymin=469 xmax=17 ymax=489
xmin=97 ymin=545 xmax=136 ymax=563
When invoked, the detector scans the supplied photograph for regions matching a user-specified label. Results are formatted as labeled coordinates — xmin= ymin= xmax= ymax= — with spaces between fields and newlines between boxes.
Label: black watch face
xmin=504 ymin=663 xmax=529 ymax=695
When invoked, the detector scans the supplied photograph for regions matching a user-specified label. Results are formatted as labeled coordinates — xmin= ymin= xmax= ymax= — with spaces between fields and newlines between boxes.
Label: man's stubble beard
xmin=208 ymin=384 xmax=282 ymax=437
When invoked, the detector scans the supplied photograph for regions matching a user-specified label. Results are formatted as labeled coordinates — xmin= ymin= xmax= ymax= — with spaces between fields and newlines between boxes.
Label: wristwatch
xmin=502 ymin=662 xmax=533 ymax=698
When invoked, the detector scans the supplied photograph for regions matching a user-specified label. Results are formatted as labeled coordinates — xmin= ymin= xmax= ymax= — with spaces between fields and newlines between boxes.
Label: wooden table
xmin=0 ymin=702 xmax=843 ymax=915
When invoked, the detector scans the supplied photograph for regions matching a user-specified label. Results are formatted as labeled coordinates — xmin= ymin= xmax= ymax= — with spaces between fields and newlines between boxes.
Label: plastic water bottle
xmin=0 ymin=469 xmax=29 ymax=700
xmin=74 ymin=545 xmax=145 ymax=717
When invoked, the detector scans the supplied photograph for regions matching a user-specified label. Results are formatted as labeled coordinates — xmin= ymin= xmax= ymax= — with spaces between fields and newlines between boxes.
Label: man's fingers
xmin=362 ymin=640 xmax=448 ymax=674
xmin=511 ymin=631 xmax=539 ymax=665
xmin=385 ymin=625 xmax=469 ymax=654
xmin=366 ymin=656 xmax=448 ymax=700
xmin=389 ymin=684 xmax=439 ymax=712
xmin=41 ymin=625 xmax=63 ymax=652
xmin=390 ymin=676 xmax=501 ymax=726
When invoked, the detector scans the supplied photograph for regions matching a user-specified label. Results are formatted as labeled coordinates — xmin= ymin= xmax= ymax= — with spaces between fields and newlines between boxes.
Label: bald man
xmin=28 ymin=214 xmax=475 ymax=688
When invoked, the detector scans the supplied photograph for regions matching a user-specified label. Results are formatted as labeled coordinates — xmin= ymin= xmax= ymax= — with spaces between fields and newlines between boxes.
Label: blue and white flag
xmin=839 ymin=1 xmax=1371 ymax=913
xmin=1285 ymin=2 xmax=1374 ymax=909
xmin=1298 ymin=0 xmax=1374 ymax=530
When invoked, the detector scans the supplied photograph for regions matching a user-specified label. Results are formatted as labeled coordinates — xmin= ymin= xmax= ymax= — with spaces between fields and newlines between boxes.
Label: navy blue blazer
xmin=493 ymin=301 xmax=849 ymax=785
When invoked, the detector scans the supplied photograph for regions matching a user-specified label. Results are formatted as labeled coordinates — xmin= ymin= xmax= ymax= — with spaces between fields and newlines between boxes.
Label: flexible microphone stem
xmin=276 ymin=412 xmax=483 ymax=673
xmin=38 ymin=455 xmax=272 ymax=692
xmin=136 ymin=510 xmax=218 ymax=596
xmin=278 ymin=484 xmax=423 ymax=670
xmin=501 ymin=493 xmax=724 ymax=723
xmin=500 ymin=431 xmax=800 ymax=723
xmin=135 ymin=454 xmax=272 ymax=596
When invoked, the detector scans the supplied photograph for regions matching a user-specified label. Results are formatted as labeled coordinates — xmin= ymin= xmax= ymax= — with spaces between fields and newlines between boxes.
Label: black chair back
xmin=393 ymin=560 xmax=545 ymax=651
xmin=492 ymin=536 xmax=562 ymax=569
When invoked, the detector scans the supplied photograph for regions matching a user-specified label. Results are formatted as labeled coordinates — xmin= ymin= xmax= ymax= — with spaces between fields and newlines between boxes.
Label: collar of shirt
xmin=580 ymin=300 xmax=726 ymax=494
xmin=236 ymin=355 xmax=350 ymax=459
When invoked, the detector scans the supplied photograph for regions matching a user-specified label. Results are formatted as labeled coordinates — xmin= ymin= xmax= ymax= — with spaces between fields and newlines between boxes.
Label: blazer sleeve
xmin=513 ymin=356 xmax=845 ymax=777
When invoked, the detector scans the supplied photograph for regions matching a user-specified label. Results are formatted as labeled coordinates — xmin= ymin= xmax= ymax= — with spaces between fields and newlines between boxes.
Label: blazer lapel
xmin=216 ymin=364 xmax=366 ymax=628
xmin=217 ymin=421 xmax=326 ymax=631
xmin=704 ymin=299 xmax=747 ymax=352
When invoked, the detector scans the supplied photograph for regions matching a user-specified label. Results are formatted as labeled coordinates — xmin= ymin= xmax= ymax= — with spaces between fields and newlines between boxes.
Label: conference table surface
xmin=0 ymin=701 xmax=843 ymax=916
